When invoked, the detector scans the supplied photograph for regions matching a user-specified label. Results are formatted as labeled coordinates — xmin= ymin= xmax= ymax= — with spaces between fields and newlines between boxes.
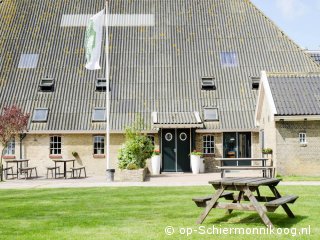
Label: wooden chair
xmin=2 ymin=166 xmax=14 ymax=179
xmin=46 ymin=166 xmax=60 ymax=179
xmin=70 ymin=166 xmax=87 ymax=178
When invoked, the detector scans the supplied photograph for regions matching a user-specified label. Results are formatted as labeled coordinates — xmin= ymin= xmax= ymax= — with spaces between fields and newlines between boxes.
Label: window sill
xmin=2 ymin=155 xmax=16 ymax=159
xmin=49 ymin=154 xmax=63 ymax=159
xmin=300 ymin=143 xmax=307 ymax=147
xmin=93 ymin=154 xmax=105 ymax=159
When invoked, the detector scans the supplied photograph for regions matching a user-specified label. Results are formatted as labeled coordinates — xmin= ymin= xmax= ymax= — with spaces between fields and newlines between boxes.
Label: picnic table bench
xmin=192 ymin=177 xmax=298 ymax=229
xmin=217 ymin=166 xmax=275 ymax=178
xmin=215 ymin=158 xmax=274 ymax=178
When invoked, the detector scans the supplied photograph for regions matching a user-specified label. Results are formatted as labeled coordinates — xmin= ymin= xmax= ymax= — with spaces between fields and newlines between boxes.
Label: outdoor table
xmin=5 ymin=159 xmax=29 ymax=178
xmin=193 ymin=177 xmax=298 ymax=229
xmin=52 ymin=159 xmax=75 ymax=179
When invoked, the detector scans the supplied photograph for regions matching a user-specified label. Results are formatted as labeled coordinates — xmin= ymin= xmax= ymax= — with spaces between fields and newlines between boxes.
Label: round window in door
xmin=165 ymin=133 xmax=173 ymax=141
xmin=179 ymin=132 xmax=187 ymax=141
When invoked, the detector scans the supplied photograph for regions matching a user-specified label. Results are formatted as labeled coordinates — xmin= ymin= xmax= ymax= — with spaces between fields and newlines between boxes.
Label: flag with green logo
xmin=85 ymin=10 xmax=104 ymax=70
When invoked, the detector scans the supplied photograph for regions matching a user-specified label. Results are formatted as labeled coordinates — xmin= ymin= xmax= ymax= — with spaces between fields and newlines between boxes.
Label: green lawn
xmin=0 ymin=186 xmax=319 ymax=240
xmin=278 ymin=175 xmax=320 ymax=182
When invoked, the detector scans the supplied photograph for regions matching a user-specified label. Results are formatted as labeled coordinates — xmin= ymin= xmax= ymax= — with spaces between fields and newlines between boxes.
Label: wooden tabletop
xmin=52 ymin=159 xmax=75 ymax=162
xmin=4 ymin=159 xmax=29 ymax=162
xmin=209 ymin=177 xmax=281 ymax=187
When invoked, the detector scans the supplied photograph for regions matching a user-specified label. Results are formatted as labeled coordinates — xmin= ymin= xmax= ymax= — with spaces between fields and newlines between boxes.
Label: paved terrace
xmin=0 ymin=172 xmax=319 ymax=189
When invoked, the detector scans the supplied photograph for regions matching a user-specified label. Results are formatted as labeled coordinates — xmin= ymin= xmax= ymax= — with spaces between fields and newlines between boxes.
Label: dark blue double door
xmin=162 ymin=129 xmax=191 ymax=172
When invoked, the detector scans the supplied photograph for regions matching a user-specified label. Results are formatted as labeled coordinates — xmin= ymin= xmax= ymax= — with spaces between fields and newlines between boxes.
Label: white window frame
xmin=50 ymin=136 xmax=62 ymax=155
xmin=18 ymin=54 xmax=39 ymax=69
xmin=5 ymin=138 xmax=15 ymax=155
xmin=299 ymin=133 xmax=307 ymax=144
xmin=93 ymin=135 xmax=105 ymax=154
xmin=203 ymin=135 xmax=215 ymax=154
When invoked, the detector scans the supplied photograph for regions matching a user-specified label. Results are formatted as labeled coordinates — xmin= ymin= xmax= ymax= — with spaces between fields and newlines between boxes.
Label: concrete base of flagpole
xmin=106 ymin=169 xmax=115 ymax=182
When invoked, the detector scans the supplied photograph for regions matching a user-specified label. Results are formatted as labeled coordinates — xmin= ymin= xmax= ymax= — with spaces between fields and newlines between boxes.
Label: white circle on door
xmin=165 ymin=133 xmax=173 ymax=141
xmin=179 ymin=132 xmax=187 ymax=141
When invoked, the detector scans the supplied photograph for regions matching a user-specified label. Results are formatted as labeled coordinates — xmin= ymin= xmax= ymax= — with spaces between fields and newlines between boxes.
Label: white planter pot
xmin=191 ymin=155 xmax=201 ymax=174
xmin=151 ymin=155 xmax=161 ymax=175
xmin=199 ymin=158 xmax=205 ymax=173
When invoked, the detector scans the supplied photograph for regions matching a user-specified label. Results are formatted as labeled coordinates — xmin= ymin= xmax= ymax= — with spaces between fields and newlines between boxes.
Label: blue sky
xmin=251 ymin=0 xmax=320 ymax=50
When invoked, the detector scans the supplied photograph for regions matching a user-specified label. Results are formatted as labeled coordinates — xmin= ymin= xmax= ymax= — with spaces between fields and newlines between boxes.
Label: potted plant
xmin=262 ymin=148 xmax=273 ymax=154
xmin=117 ymin=125 xmax=154 ymax=182
xmin=190 ymin=150 xmax=203 ymax=174
xmin=151 ymin=149 xmax=161 ymax=175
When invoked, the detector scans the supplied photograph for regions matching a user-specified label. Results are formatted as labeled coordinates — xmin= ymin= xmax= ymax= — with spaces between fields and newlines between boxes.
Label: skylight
xmin=201 ymin=77 xmax=216 ymax=90
xmin=204 ymin=108 xmax=219 ymax=121
xmin=251 ymin=76 xmax=260 ymax=90
xmin=96 ymin=78 xmax=106 ymax=92
xmin=39 ymin=78 xmax=55 ymax=92
xmin=18 ymin=54 xmax=39 ymax=69
xmin=92 ymin=108 xmax=106 ymax=122
xmin=220 ymin=52 xmax=237 ymax=67
xmin=32 ymin=108 xmax=49 ymax=122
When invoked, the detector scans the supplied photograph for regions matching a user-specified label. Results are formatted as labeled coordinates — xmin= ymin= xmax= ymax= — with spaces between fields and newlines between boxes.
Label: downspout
xmin=19 ymin=133 xmax=27 ymax=159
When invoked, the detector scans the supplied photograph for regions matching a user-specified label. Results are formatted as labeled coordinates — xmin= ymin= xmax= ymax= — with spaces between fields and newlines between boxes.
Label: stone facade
xmin=275 ymin=121 xmax=320 ymax=176
xmin=115 ymin=168 xmax=148 ymax=182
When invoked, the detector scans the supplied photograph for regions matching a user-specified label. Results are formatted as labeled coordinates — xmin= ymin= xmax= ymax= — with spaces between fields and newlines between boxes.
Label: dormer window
xmin=96 ymin=78 xmax=106 ymax=92
xmin=251 ymin=76 xmax=260 ymax=90
xmin=204 ymin=108 xmax=219 ymax=121
xmin=201 ymin=77 xmax=216 ymax=90
xmin=39 ymin=78 xmax=54 ymax=92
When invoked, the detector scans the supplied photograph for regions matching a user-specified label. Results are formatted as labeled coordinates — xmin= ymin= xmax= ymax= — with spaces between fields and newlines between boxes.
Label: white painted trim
xmin=151 ymin=112 xmax=158 ymax=123
xmin=255 ymin=71 xmax=277 ymax=126
xmin=153 ymin=124 xmax=204 ymax=128
xmin=274 ymin=115 xmax=320 ymax=121
xmin=194 ymin=111 xmax=202 ymax=123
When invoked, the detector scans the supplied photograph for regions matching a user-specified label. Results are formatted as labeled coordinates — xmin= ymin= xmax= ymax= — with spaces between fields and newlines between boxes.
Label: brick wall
xmin=276 ymin=121 xmax=320 ymax=176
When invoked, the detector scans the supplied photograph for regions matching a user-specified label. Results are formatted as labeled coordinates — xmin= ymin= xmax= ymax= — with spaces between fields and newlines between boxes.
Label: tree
xmin=0 ymin=106 xmax=29 ymax=181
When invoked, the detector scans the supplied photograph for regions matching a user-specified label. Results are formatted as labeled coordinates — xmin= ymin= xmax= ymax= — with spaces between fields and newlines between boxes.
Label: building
xmin=1 ymin=0 xmax=320 ymax=176
xmin=255 ymin=72 xmax=320 ymax=176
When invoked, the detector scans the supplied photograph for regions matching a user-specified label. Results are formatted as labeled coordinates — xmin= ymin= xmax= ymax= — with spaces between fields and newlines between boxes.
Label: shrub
xmin=190 ymin=149 xmax=203 ymax=156
xmin=118 ymin=123 xmax=154 ymax=170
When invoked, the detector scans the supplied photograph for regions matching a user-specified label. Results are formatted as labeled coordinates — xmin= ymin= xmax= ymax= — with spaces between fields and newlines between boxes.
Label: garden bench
xmin=192 ymin=192 xmax=234 ymax=208
xmin=70 ymin=167 xmax=86 ymax=178
xmin=265 ymin=195 xmax=298 ymax=212
xmin=19 ymin=167 xmax=38 ymax=179
xmin=46 ymin=166 xmax=60 ymax=179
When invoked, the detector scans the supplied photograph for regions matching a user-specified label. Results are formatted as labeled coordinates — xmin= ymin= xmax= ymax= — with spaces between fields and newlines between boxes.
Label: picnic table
xmin=4 ymin=159 xmax=29 ymax=178
xmin=52 ymin=159 xmax=75 ymax=179
xmin=193 ymin=177 xmax=298 ymax=229
xmin=215 ymin=158 xmax=275 ymax=178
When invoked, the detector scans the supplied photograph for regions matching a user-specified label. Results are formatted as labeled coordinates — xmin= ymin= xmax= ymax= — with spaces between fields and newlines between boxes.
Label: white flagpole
xmin=105 ymin=0 xmax=110 ymax=170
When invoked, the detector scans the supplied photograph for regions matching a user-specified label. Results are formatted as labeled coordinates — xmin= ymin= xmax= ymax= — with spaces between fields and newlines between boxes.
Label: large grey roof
xmin=1 ymin=0 xmax=320 ymax=132
xmin=268 ymin=74 xmax=320 ymax=116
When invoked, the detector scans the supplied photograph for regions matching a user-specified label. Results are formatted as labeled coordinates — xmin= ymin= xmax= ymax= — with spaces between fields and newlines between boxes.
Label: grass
xmin=0 ymin=186 xmax=319 ymax=240
xmin=277 ymin=175 xmax=320 ymax=182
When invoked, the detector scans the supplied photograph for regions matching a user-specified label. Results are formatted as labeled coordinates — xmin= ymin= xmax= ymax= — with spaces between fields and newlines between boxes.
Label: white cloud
xmin=275 ymin=0 xmax=308 ymax=20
